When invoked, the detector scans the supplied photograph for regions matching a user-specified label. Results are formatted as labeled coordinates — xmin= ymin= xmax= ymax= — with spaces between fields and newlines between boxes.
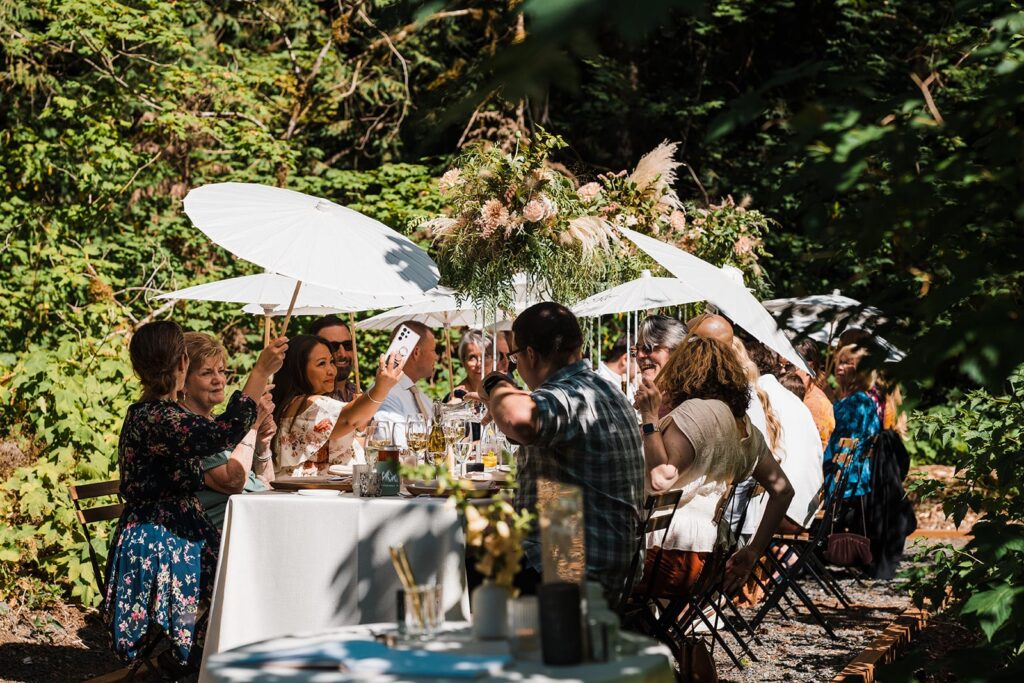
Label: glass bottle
xmin=427 ymin=403 xmax=448 ymax=469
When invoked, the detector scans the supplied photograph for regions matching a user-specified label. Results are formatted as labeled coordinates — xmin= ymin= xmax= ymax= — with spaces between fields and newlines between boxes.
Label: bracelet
xmin=365 ymin=388 xmax=384 ymax=404
xmin=239 ymin=441 xmax=256 ymax=449
xmin=255 ymin=451 xmax=273 ymax=463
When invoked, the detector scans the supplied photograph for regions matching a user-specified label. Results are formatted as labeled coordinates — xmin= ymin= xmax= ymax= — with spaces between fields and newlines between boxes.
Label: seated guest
xmin=794 ymin=339 xmax=835 ymax=451
xmin=180 ymin=332 xmax=276 ymax=531
xmin=376 ymin=321 xmax=438 ymax=446
xmin=446 ymin=329 xmax=485 ymax=401
xmin=744 ymin=340 xmax=825 ymax=531
xmin=635 ymin=315 xmax=687 ymax=384
xmin=272 ymin=334 xmax=406 ymax=476
xmin=685 ymin=312 xmax=735 ymax=346
xmin=480 ymin=302 xmax=644 ymax=594
xmin=103 ymin=322 xmax=286 ymax=670
xmin=596 ymin=335 xmax=631 ymax=390
xmin=310 ymin=315 xmax=359 ymax=401
xmin=827 ymin=342 xmax=918 ymax=578
xmin=482 ymin=330 xmax=512 ymax=377
xmin=633 ymin=335 xmax=794 ymax=597
xmin=779 ymin=368 xmax=807 ymax=400
xmin=825 ymin=344 xmax=881 ymax=500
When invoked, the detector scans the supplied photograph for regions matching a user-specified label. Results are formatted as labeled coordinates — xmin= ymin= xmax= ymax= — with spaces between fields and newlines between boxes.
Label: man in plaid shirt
xmin=480 ymin=302 xmax=644 ymax=595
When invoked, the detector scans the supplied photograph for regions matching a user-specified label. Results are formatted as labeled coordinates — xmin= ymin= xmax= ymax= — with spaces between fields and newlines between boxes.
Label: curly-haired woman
xmin=633 ymin=335 xmax=793 ymax=597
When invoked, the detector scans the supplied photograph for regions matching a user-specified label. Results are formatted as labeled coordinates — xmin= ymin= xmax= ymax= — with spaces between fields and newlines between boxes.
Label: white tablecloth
xmin=199 ymin=491 xmax=468 ymax=682
xmin=206 ymin=622 xmax=675 ymax=683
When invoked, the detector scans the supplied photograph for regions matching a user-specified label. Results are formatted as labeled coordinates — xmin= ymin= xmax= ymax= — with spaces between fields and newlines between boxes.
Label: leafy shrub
xmin=903 ymin=365 xmax=1024 ymax=679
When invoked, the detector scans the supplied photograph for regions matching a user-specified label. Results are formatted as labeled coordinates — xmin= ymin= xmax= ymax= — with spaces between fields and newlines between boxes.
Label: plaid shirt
xmin=515 ymin=360 xmax=645 ymax=591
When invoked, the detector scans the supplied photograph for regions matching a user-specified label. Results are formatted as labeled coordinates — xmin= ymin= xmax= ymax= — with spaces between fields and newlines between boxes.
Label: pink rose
xmin=576 ymin=182 xmax=601 ymax=202
xmin=522 ymin=199 xmax=546 ymax=222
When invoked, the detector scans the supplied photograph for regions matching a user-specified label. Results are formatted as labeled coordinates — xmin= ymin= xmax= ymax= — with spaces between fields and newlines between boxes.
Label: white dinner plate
xmin=327 ymin=464 xmax=355 ymax=476
xmin=296 ymin=489 xmax=341 ymax=498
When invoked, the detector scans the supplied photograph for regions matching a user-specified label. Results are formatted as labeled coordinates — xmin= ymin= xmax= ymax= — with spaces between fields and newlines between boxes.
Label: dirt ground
xmin=0 ymin=465 xmax=974 ymax=682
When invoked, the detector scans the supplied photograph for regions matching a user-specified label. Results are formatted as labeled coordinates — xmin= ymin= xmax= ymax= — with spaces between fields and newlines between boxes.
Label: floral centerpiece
xmin=422 ymin=130 xmax=773 ymax=307
xmin=423 ymin=130 xmax=619 ymax=310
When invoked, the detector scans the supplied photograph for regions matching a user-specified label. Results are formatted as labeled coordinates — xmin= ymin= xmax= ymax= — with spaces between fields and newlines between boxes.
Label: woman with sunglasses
xmin=309 ymin=315 xmax=359 ymax=401
xmin=270 ymin=334 xmax=407 ymax=477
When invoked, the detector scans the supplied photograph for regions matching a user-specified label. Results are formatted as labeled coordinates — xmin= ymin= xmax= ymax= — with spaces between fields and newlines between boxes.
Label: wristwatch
xmin=641 ymin=422 xmax=660 ymax=436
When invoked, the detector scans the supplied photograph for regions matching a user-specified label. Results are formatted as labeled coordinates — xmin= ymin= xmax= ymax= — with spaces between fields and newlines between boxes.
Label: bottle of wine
xmin=427 ymin=403 xmax=447 ymax=469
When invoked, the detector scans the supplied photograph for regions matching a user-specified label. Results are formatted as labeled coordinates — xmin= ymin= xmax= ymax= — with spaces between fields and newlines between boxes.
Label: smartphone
xmin=383 ymin=324 xmax=421 ymax=368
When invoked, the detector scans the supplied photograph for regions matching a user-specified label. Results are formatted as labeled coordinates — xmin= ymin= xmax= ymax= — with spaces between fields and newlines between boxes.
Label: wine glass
xmin=406 ymin=416 xmax=429 ymax=465
xmin=366 ymin=420 xmax=392 ymax=468
xmin=442 ymin=417 xmax=466 ymax=447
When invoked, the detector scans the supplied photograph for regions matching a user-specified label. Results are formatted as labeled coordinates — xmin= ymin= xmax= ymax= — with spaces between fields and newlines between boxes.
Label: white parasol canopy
xmin=356 ymin=287 xmax=495 ymax=331
xmin=183 ymin=182 xmax=439 ymax=333
xmin=618 ymin=226 xmax=811 ymax=374
xmin=571 ymin=269 xmax=703 ymax=317
xmin=184 ymin=183 xmax=439 ymax=295
xmin=159 ymin=273 xmax=414 ymax=312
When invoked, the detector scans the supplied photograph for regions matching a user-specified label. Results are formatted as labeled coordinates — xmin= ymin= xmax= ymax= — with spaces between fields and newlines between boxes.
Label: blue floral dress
xmin=103 ymin=392 xmax=256 ymax=666
xmin=823 ymin=391 xmax=881 ymax=499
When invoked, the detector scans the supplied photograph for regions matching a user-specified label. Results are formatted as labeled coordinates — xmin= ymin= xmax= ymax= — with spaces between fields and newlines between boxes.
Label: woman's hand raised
xmin=254 ymin=337 xmax=289 ymax=377
xmin=374 ymin=351 xmax=408 ymax=388
xmin=633 ymin=377 xmax=663 ymax=421
xmin=243 ymin=338 xmax=288 ymax=402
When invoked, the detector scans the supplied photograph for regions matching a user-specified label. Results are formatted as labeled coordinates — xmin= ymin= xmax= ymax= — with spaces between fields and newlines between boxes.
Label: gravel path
xmin=712 ymin=568 xmax=912 ymax=682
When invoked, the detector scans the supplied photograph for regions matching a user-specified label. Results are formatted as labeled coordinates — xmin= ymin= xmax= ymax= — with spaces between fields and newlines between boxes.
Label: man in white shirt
xmin=375 ymin=320 xmax=437 ymax=446
xmin=595 ymin=335 xmax=631 ymax=390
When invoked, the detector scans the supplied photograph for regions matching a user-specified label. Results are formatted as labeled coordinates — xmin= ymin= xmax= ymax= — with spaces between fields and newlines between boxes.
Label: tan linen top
xmin=653 ymin=398 xmax=769 ymax=552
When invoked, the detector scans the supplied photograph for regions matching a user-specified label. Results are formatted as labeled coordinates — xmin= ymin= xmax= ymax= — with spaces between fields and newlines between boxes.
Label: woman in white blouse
xmin=634 ymin=335 xmax=793 ymax=596
xmin=271 ymin=334 xmax=406 ymax=477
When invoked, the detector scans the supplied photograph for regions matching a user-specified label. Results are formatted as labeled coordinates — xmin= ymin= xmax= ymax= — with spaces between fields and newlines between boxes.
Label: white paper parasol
xmin=183 ymin=182 xmax=439 ymax=334
xmin=571 ymin=270 xmax=703 ymax=317
xmin=618 ymin=226 xmax=811 ymax=374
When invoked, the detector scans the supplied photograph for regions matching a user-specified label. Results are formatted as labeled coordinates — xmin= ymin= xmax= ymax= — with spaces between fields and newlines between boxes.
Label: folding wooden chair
xmin=69 ymin=480 xmax=176 ymax=681
xmin=68 ymin=479 xmax=123 ymax=596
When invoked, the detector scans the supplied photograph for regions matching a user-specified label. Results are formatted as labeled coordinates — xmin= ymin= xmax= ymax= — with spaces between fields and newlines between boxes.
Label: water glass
xmin=508 ymin=596 xmax=540 ymax=660
xmin=404 ymin=584 xmax=442 ymax=638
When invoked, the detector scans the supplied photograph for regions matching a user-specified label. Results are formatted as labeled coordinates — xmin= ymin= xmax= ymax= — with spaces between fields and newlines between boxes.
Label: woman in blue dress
xmin=823 ymin=344 xmax=882 ymax=499
xmin=103 ymin=321 xmax=287 ymax=669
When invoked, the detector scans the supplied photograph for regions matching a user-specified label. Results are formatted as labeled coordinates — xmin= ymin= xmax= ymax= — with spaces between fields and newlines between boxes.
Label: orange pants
xmin=636 ymin=547 xmax=709 ymax=597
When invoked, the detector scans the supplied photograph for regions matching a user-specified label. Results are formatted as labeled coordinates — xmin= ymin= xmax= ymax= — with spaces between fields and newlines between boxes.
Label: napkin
xmin=218 ymin=638 xmax=510 ymax=678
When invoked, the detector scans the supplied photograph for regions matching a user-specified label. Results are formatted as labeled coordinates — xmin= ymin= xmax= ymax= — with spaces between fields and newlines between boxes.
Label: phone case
xmin=383 ymin=324 xmax=421 ymax=367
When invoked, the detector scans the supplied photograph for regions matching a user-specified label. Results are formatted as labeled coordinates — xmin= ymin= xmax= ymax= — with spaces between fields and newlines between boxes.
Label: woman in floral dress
xmin=103 ymin=321 xmax=286 ymax=669
xmin=272 ymin=334 xmax=406 ymax=476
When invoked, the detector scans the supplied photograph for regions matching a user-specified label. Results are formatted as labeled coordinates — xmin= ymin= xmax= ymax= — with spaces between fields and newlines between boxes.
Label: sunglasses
xmin=326 ymin=340 xmax=354 ymax=353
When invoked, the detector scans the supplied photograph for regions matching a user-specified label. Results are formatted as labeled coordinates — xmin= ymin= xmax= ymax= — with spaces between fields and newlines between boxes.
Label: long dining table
xmin=198 ymin=489 xmax=469 ymax=682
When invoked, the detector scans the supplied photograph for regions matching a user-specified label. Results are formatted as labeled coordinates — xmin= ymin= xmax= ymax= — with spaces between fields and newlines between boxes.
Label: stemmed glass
xmin=406 ymin=416 xmax=429 ymax=465
xmin=443 ymin=417 xmax=469 ymax=469
xmin=366 ymin=420 xmax=392 ymax=468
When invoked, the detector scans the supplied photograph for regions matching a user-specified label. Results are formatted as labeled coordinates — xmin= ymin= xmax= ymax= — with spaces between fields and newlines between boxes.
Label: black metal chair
xmin=750 ymin=437 xmax=864 ymax=637
xmin=615 ymin=490 xmax=686 ymax=663
xmin=652 ymin=483 xmax=763 ymax=671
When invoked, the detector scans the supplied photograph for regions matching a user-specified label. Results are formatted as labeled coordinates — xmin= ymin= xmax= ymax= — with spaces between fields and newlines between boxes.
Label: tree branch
xmin=911 ymin=71 xmax=944 ymax=125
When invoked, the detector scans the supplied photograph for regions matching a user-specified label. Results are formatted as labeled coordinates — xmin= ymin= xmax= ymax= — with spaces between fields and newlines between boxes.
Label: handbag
xmin=823 ymin=532 xmax=873 ymax=566
xmin=680 ymin=638 xmax=718 ymax=683
xmin=824 ymin=496 xmax=874 ymax=567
